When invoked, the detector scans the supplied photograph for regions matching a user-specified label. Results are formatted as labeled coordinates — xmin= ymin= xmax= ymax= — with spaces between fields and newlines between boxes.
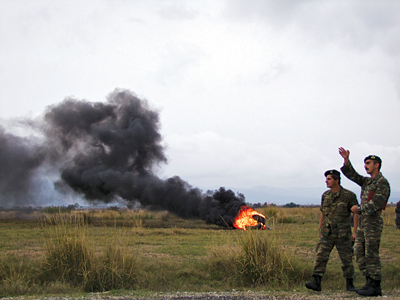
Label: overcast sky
xmin=1 ymin=0 xmax=399 ymax=204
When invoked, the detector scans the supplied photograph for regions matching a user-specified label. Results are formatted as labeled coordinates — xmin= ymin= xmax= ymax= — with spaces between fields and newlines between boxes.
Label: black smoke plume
xmin=0 ymin=127 xmax=46 ymax=204
xmin=0 ymin=89 xmax=245 ymax=227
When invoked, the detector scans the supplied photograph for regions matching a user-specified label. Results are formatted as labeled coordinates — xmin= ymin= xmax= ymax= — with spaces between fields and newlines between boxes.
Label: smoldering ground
xmin=0 ymin=89 xmax=245 ymax=227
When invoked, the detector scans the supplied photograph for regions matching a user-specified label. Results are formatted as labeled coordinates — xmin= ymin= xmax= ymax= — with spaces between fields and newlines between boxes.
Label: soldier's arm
xmin=318 ymin=212 xmax=324 ymax=237
xmin=352 ymin=212 xmax=359 ymax=241
xmin=318 ymin=193 xmax=327 ymax=237
xmin=340 ymin=160 xmax=366 ymax=187
xmin=361 ymin=178 xmax=391 ymax=215
xmin=349 ymin=193 xmax=359 ymax=240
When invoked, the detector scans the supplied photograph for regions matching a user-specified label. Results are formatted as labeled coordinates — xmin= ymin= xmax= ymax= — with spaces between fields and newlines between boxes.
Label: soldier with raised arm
xmin=338 ymin=147 xmax=391 ymax=297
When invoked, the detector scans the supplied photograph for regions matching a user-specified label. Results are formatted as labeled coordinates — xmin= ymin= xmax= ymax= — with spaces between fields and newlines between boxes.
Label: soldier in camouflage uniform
xmin=305 ymin=170 xmax=359 ymax=292
xmin=339 ymin=148 xmax=391 ymax=297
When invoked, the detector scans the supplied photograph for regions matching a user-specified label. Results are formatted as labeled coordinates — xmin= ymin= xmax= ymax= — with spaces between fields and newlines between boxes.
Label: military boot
xmin=357 ymin=279 xmax=382 ymax=297
xmin=346 ymin=278 xmax=356 ymax=292
xmin=305 ymin=275 xmax=322 ymax=291
xmin=357 ymin=276 xmax=372 ymax=292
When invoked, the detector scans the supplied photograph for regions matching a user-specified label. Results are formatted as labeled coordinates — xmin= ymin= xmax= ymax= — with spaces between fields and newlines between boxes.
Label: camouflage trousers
xmin=354 ymin=226 xmax=382 ymax=280
xmin=313 ymin=233 xmax=355 ymax=279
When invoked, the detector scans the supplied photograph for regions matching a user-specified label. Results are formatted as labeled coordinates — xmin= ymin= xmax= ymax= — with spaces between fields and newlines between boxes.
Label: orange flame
xmin=233 ymin=206 xmax=266 ymax=230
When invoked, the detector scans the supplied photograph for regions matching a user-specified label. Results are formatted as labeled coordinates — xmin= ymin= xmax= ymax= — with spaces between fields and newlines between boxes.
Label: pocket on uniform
xmin=338 ymin=228 xmax=351 ymax=239
xmin=336 ymin=202 xmax=349 ymax=217
xmin=320 ymin=223 xmax=330 ymax=235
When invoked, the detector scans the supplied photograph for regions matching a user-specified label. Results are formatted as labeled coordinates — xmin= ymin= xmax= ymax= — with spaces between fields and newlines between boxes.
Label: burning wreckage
xmin=233 ymin=206 xmax=266 ymax=230
xmin=0 ymin=89 xmax=267 ymax=230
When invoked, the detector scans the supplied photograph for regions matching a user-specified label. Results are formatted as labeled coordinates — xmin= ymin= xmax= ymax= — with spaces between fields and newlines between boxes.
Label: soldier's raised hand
xmin=338 ymin=147 xmax=350 ymax=164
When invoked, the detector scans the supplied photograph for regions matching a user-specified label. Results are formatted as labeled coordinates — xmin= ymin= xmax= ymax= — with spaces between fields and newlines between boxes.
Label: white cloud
xmin=0 ymin=0 xmax=399 ymax=203
xmin=161 ymin=131 xmax=338 ymax=189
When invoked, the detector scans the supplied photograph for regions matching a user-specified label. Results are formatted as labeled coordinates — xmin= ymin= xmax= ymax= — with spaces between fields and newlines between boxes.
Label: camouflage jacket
xmin=341 ymin=161 xmax=391 ymax=216
xmin=320 ymin=187 xmax=358 ymax=237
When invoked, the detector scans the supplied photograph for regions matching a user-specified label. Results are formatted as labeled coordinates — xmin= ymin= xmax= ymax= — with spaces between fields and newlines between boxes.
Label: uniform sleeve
xmin=348 ymin=192 xmax=359 ymax=210
xmin=361 ymin=178 xmax=391 ymax=215
xmin=320 ymin=194 xmax=324 ymax=212
xmin=340 ymin=161 xmax=367 ymax=187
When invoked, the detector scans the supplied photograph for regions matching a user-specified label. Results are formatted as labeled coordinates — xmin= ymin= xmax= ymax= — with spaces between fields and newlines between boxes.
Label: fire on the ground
xmin=233 ymin=206 xmax=266 ymax=230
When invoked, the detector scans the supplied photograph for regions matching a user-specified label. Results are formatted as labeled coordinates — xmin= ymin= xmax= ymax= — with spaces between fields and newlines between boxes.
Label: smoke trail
xmin=0 ymin=89 xmax=245 ymax=227
xmin=44 ymin=90 xmax=165 ymax=200
xmin=0 ymin=126 xmax=46 ymax=205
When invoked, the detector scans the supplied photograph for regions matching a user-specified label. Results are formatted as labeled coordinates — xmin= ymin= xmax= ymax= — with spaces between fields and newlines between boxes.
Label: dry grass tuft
xmin=38 ymin=213 xmax=139 ymax=292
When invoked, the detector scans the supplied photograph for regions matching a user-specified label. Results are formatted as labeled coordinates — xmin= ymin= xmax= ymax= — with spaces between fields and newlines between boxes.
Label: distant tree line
xmin=251 ymin=202 xmax=300 ymax=208
xmin=283 ymin=202 xmax=300 ymax=208
xmin=0 ymin=203 xmax=80 ymax=213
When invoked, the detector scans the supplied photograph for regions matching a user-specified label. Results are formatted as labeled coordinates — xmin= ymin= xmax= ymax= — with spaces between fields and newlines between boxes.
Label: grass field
xmin=0 ymin=205 xmax=399 ymax=298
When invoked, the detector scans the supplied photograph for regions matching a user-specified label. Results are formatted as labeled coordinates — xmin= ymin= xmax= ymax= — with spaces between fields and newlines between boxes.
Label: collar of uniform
xmin=367 ymin=172 xmax=383 ymax=184
xmin=330 ymin=187 xmax=342 ymax=198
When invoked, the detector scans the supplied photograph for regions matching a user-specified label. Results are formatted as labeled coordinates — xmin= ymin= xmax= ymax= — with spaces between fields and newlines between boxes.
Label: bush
xmin=39 ymin=214 xmax=139 ymax=292
xmin=86 ymin=243 xmax=138 ymax=292
xmin=0 ymin=255 xmax=38 ymax=297
xmin=207 ymin=230 xmax=310 ymax=288
xmin=39 ymin=217 xmax=95 ymax=288
xmin=236 ymin=230 xmax=297 ymax=285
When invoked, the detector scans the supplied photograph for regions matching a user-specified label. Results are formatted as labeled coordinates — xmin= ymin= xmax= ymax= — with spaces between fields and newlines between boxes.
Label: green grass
xmin=0 ymin=206 xmax=399 ymax=297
